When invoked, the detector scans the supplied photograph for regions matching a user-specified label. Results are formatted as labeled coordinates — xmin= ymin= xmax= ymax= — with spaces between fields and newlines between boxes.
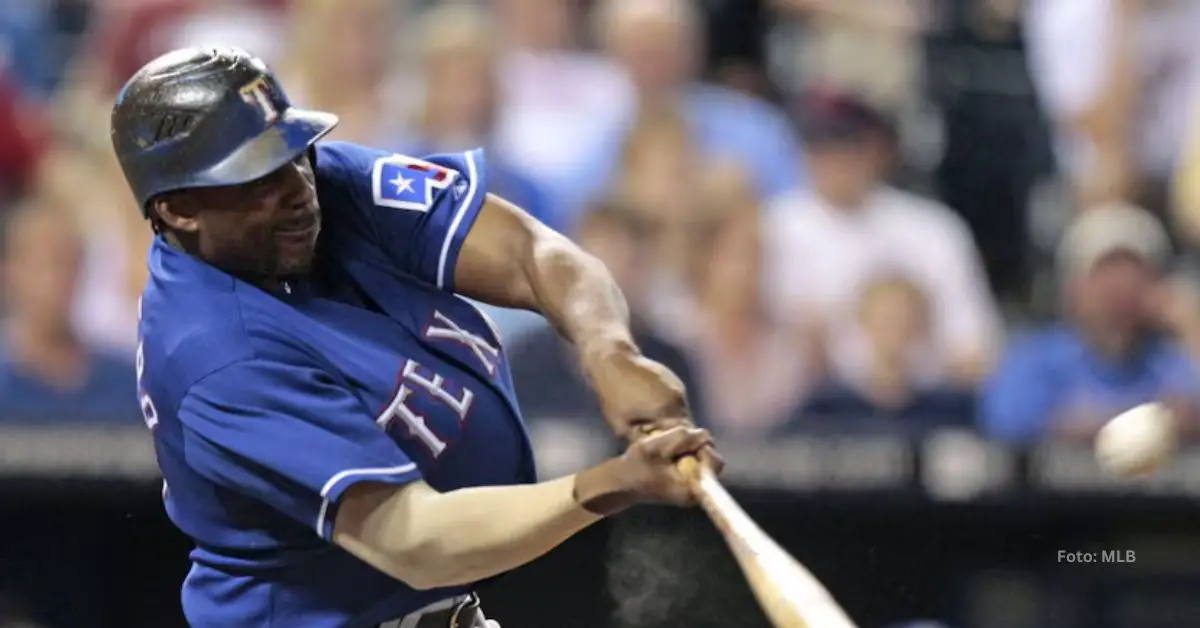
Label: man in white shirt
xmin=491 ymin=0 xmax=631 ymax=221
xmin=1025 ymin=0 xmax=1200 ymax=209
xmin=764 ymin=89 xmax=1002 ymax=385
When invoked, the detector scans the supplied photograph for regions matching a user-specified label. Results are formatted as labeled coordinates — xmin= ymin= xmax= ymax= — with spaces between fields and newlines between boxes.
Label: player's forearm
xmin=334 ymin=466 xmax=623 ymax=590
xmin=523 ymin=229 xmax=637 ymax=358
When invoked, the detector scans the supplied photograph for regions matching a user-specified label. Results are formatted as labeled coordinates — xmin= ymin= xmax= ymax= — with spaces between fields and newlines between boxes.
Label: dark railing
xmin=3 ymin=421 xmax=1200 ymax=628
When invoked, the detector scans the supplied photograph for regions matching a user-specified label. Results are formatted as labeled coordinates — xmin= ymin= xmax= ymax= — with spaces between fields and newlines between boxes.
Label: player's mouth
xmin=276 ymin=215 xmax=319 ymax=240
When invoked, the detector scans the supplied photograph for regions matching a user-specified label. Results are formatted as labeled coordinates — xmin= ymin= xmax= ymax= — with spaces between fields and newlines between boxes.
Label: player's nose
xmin=278 ymin=161 xmax=317 ymax=209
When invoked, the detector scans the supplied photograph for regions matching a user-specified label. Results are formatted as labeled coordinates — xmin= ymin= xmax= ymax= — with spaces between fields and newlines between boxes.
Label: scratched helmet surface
xmin=110 ymin=46 xmax=339 ymax=215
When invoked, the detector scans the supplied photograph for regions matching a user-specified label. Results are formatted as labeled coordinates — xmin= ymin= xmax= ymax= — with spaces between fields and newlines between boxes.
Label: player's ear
xmin=152 ymin=193 xmax=201 ymax=234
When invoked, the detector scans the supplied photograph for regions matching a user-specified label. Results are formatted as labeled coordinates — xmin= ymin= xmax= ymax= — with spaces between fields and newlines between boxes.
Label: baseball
xmin=1094 ymin=402 xmax=1177 ymax=478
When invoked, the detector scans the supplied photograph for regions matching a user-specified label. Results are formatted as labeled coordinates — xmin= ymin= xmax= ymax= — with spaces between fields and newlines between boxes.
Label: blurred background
xmin=2 ymin=0 xmax=1200 ymax=626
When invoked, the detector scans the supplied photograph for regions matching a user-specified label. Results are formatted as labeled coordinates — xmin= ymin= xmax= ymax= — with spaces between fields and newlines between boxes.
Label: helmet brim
xmin=201 ymin=106 xmax=339 ymax=188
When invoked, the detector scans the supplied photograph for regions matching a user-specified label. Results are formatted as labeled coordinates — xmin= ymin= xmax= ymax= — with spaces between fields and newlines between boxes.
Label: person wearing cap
xmin=981 ymin=203 xmax=1200 ymax=443
xmin=763 ymin=88 xmax=1001 ymax=391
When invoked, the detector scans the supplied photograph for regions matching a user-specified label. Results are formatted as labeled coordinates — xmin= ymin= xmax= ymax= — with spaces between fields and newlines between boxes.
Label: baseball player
xmin=113 ymin=47 xmax=721 ymax=628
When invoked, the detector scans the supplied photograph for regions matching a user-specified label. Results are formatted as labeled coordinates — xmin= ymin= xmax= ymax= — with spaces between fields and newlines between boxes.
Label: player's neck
xmin=162 ymin=231 xmax=289 ymax=294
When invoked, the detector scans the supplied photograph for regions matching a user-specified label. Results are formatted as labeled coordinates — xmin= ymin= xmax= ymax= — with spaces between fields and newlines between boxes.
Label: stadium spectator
xmin=0 ymin=69 xmax=45 ymax=203
xmin=0 ymin=0 xmax=89 ymax=100
xmin=801 ymin=275 xmax=976 ymax=428
xmin=927 ymin=0 xmax=1048 ymax=303
xmin=276 ymin=0 xmax=401 ymax=146
xmin=82 ymin=0 xmax=287 ymax=95
xmin=1171 ymin=96 xmax=1200 ymax=245
xmin=1025 ymin=0 xmax=1200 ymax=210
xmin=981 ymin=203 xmax=1200 ymax=443
xmin=48 ymin=0 xmax=288 ymax=204
xmin=508 ymin=198 xmax=701 ymax=423
xmin=394 ymin=3 xmax=556 ymax=232
xmin=764 ymin=89 xmax=1001 ymax=387
xmin=31 ymin=129 xmax=147 ymax=355
xmin=769 ymin=0 xmax=929 ymax=115
xmin=0 ymin=200 xmax=137 ymax=424
xmin=491 ymin=0 xmax=629 ymax=222
xmin=392 ymin=3 xmax=561 ymax=341
xmin=674 ymin=163 xmax=810 ymax=438
xmin=580 ymin=0 xmax=805 ymax=212
xmin=610 ymin=107 xmax=707 ymax=336
xmin=696 ymin=0 xmax=775 ymax=100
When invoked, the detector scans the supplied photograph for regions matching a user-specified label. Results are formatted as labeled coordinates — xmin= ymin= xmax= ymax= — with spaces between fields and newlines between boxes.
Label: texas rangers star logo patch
xmin=372 ymin=155 xmax=459 ymax=213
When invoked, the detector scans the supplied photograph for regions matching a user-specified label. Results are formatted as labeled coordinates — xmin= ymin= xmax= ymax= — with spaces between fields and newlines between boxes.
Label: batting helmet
xmin=110 ymin=46 xmax=339 ymax=216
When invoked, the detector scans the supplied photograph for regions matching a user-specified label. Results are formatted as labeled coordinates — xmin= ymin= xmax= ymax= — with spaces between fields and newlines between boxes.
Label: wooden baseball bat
xmin=677 ymin=456 xmax=859 ymax=628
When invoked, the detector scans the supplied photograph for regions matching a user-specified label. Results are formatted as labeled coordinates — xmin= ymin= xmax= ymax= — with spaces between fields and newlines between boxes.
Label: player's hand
xmin=583 ymin=349 xmax=724 ymax=474
xmin=620 ymin=426 xmax=714 ymax=504
xmin=585 ymin=349 xmax=690 ymax=439
xmin=630 ymin=422 xmax=726 ymax=477
xmin=573 ymin=426 xmax=712 ymax=516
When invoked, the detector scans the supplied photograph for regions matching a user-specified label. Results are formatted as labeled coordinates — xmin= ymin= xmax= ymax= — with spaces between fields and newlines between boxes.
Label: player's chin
xmin=276 ymin=254 xmax=315 ymax=277
xmin=274 ymin=229 xmax=319 ymax=275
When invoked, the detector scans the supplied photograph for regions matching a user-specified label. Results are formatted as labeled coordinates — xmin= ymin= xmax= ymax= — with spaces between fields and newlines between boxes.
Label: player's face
xmin=188 ymin=154 xmax=321 ymax=282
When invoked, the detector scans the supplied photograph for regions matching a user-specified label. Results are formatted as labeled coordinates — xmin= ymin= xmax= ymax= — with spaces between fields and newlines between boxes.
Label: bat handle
xmin=677 ymin=454 xmax=702 ymax=482
xmin=676 ymin=455 xmax=734 ymax=521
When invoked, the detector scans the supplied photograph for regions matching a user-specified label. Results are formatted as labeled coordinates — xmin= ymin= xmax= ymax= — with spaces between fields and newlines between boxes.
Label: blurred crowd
xmin=2 ymin=0 xmax=1200 ymax=453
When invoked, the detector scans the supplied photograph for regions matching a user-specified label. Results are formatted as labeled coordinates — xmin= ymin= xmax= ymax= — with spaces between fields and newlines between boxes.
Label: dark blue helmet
xmin=110 ymin=46 xmax=339 ymax=216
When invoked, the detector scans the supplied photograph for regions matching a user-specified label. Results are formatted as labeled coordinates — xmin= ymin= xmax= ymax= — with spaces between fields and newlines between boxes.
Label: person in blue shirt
xmin=565 ymin=0 xmax=807 ymax=228
xmin=111 ymin=47 xmax=721 ymax=628
xmin=981 ymin=204 xmax=1200 ymax=444
xmin=0 ymin=199 xmax=138 ymax=424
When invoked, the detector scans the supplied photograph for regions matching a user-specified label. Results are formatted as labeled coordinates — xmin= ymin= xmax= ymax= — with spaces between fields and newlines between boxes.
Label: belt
xmin=378 ymin=593 xmax=485 ymax=628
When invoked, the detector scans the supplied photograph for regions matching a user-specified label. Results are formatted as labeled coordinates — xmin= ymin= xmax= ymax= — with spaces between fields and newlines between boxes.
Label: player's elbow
xmin=382 ymin=536 xmax=485 ymax=590
xmin=379 ymin=550 xmax=460 ymax=591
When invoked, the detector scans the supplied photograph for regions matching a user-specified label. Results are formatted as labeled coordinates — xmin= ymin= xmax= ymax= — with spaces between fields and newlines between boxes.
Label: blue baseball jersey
xmin=136 ymin=141 xmax=538 ymax=627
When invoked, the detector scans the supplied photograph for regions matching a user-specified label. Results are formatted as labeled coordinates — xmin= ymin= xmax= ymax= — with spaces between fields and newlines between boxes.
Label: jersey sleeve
xmin=315 ymin=141 xmax=490 ymax=292
xmin=176 ymin=358 xmax=423 ymax=541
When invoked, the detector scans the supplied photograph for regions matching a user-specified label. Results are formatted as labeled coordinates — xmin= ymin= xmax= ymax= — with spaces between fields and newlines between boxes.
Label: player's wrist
xmin=572 ymin=458 xmax=639 ymax=516
xmin=578 ymin=332 xmax=640 ymax=378
xmin=577 ymin=326 xmax=638 ymax=355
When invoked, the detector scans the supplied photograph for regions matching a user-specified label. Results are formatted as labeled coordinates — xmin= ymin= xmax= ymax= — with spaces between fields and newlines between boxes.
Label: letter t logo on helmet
xmin=239 ymin=76 xmax=280 ymax=125
xmin=109 ymin=46 xmax=339 ymax=217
